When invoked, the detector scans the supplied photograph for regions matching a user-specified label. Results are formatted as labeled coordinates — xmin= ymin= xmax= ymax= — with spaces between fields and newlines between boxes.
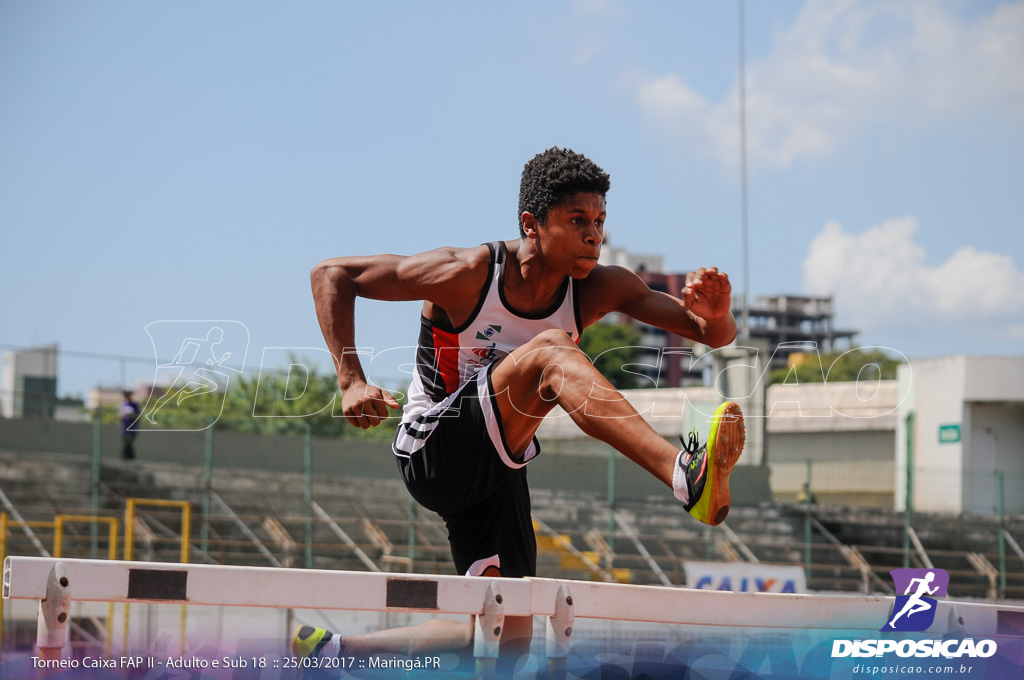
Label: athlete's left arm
xmin=581 ymin=265 xmax=737 ymax=349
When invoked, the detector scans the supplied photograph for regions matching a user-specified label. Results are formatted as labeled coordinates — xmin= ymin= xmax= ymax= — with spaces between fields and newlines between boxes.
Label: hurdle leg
xmin=35 ymin=562 xmax=71 ymax=677
xmin=473 ymin=581 xmax=505 ymax=677
xmin=545 ymin=584 xmax=575 ymax=679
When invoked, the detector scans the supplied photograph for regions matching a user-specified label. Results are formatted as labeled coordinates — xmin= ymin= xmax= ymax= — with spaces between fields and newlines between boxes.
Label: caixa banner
xmin=683 ymin=560 xmax=806 ymax=593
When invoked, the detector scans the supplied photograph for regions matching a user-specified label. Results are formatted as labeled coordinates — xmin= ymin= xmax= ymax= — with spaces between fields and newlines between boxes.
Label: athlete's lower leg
xmin=343 ymin=618 xmax=473 ymax=655
xmin=294 ymin=614 xmax=531 ymax=661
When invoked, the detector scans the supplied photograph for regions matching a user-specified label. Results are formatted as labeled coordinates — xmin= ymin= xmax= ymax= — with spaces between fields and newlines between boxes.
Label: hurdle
xmin=5 ymin=556 xmax=1024 ymax=666
xmin=52 ymin=515 xmax=119 ymax=656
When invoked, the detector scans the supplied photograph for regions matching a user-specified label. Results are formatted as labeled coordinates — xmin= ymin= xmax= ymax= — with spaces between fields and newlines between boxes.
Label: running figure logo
xmin=881 ymin=568 xmax=950 ymax=632
xmin=141 ymin=321 xmax=249 ymax=431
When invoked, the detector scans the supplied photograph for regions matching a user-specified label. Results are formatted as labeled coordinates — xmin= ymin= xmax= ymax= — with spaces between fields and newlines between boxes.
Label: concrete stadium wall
xmin=766 ymin=430 xmax=896 ymax=507
xmin=528 ymin=448 xmax=772 ymax=504
xmin=0 ymin=417 xmax=772 ymax=505
xmin=767 ymin=430 xmax=895 ymax=464
xmin=0 ymin=417 xmax=399 ymax=479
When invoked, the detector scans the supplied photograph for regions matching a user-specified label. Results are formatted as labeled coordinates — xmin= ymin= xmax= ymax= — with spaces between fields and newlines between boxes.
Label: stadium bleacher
xmin=2 ymin=448 xmax=1021 ymax=603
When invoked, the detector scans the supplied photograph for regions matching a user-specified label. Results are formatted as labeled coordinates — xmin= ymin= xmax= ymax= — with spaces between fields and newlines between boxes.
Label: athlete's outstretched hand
xmin=340 ymin=381 xmax=401 ymax=429
xmin=681 ymin=267 xmax=732 ymax=320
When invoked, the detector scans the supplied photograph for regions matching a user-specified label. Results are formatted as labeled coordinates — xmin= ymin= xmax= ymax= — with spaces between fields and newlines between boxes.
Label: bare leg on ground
xmin=336 ymin=614 xmax=531 ymax=659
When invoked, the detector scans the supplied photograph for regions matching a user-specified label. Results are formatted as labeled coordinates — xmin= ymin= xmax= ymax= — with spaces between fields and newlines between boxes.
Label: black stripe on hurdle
xmin=998 ymin=609 xmax=1024 ymax=637
xmin=127 ymin=569 xmax=188 ymax=601
xmin=386 ymin=578 xmax=438 ymax=610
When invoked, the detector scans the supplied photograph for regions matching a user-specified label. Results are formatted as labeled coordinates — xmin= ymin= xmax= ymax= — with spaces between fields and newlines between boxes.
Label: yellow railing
xmin=53 ymin=514 xmax=119 ymax=559
xmin=124 ymin=498 xmax=190 ymax=563
xmin=53 ymin=514 xmax=119 ymax=655
xmin=1 ymin=516 xmax=55 ymax=655
xmin=123 ymin=499 xmax=191 ymax=654
xmin=1 ymin=501 xmax=193 ymax=655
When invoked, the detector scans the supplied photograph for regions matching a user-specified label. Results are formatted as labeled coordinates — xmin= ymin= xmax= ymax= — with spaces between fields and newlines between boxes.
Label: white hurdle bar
xmin=5 ymin=556 xmax=1023 ymax=660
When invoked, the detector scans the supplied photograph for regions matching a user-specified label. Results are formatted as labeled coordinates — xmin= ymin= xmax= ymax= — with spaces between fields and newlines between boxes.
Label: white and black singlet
xmin=391 ymin=241 xmax=583 ymax=577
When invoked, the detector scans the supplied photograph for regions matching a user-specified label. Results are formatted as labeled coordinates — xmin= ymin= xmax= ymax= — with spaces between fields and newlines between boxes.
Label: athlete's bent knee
xmin=528 ymin=328 xmax=579 ymax=349
xmin=519 ymin=331 xmax=592 ymax=381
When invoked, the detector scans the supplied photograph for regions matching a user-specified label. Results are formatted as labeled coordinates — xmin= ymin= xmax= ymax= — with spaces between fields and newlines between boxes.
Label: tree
xmin=768 ymin=347 xmax=904 ymax=385
xmin=111 ymin=354 xmax=402 ymax=440
xmin=577 ymin=322 xmax=649 ymax=390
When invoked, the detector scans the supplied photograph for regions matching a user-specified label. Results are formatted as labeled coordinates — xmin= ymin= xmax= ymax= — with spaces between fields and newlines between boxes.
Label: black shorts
xmin=392 ymin=363 xmax=539 ymax=578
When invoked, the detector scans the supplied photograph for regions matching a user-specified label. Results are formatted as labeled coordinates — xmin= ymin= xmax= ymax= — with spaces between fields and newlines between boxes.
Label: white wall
xmin=1 ymin=353 xmax=14 ymax=418
xmin=899 ymin=356 xmax=1024 ymax=516
xmin=904 ymin=357 xmax=967 ymax=513
xmin=964 ymin=402 xmax=1024 ymax=515
xmin=0 ymin=344 xmax=58 ymax=418
xmin=963 ymin=357 xmax=1024 ymax=402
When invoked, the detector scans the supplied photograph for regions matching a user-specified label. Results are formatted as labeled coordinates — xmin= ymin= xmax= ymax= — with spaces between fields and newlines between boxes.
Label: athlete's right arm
xmin=310 ymin=247 xmax=488 ymax=428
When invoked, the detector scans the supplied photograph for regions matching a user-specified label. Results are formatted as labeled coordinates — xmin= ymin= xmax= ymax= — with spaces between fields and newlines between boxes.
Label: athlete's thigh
xmin=489 ymin=330 xmax=587 ymax=455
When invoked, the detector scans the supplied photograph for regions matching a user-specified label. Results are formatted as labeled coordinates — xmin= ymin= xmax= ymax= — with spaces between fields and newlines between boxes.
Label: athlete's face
xmin=525 ymin=192 xmax=606 ymax=278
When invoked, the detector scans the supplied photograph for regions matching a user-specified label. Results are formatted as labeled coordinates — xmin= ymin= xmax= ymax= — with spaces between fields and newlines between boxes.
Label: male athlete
xmin=294 ymin=147 xmax=745 ymax=662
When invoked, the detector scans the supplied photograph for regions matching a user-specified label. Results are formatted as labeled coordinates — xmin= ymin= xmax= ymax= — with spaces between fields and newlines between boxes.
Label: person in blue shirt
xmin=118 ymin=390 xmax=141 ymax=460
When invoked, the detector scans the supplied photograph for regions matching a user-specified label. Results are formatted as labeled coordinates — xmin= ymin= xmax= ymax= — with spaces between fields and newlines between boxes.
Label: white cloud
xmin=634 ymin=0 xmax=1024 ymax=168
xmin=572 ymin=0 xmax=622 ymax=20
xmin=802 ymin=216 xmax=1024 ymax=334
xmin=560 ymin=0 xmax=623 ymax=69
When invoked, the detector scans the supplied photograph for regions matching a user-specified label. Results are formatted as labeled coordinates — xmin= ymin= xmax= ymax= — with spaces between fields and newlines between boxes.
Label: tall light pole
xmin=738 ymin=0 xmax=750 ymax=341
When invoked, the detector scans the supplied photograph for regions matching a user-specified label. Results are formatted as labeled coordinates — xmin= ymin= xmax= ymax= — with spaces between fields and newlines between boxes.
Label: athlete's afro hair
xmin=518 ymin=147 xmax=610 ymax=236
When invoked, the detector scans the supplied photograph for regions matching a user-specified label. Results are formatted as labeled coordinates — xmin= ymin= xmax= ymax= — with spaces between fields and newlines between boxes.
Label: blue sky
xmin=1 ymin=0 xmax=1022 ymax=397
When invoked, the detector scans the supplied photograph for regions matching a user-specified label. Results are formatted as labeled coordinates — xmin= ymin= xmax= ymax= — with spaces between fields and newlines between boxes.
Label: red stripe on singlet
xmin=432 ymin=327 xmax=461 ymax=394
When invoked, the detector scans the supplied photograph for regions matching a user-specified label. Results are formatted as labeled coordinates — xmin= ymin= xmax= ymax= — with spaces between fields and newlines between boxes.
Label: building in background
xmin=897 ymin=356 xmax=1024 ymax=516
xmin=536 ymin=354 xmax=1024 ymax=516
xmin=595 ymin=239 xmax=858 ymax=386
xmin=86 ymin=384 xmax=165 ymax=411
xmin=743 ymin=294 xmax=858 ymax=371
xmin=537 ymin=379 xmax=900 ymax=506
xmin=597 ymin=241 xmax=702 ymax=387
xmin=87 ymin=386 xmax=130 ymax=411
xmin=597 ymin=239 xmax=666 ymax=273
xmin=0 ymin=344 xmax=58 ymax=418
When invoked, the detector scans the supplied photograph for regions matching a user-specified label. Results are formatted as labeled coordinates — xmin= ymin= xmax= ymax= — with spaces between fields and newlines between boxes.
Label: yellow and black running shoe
xmin=292 ymin=624 xmax=334 ymax=660
xmin=679 ymin=401 xmax=745 ymax=526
